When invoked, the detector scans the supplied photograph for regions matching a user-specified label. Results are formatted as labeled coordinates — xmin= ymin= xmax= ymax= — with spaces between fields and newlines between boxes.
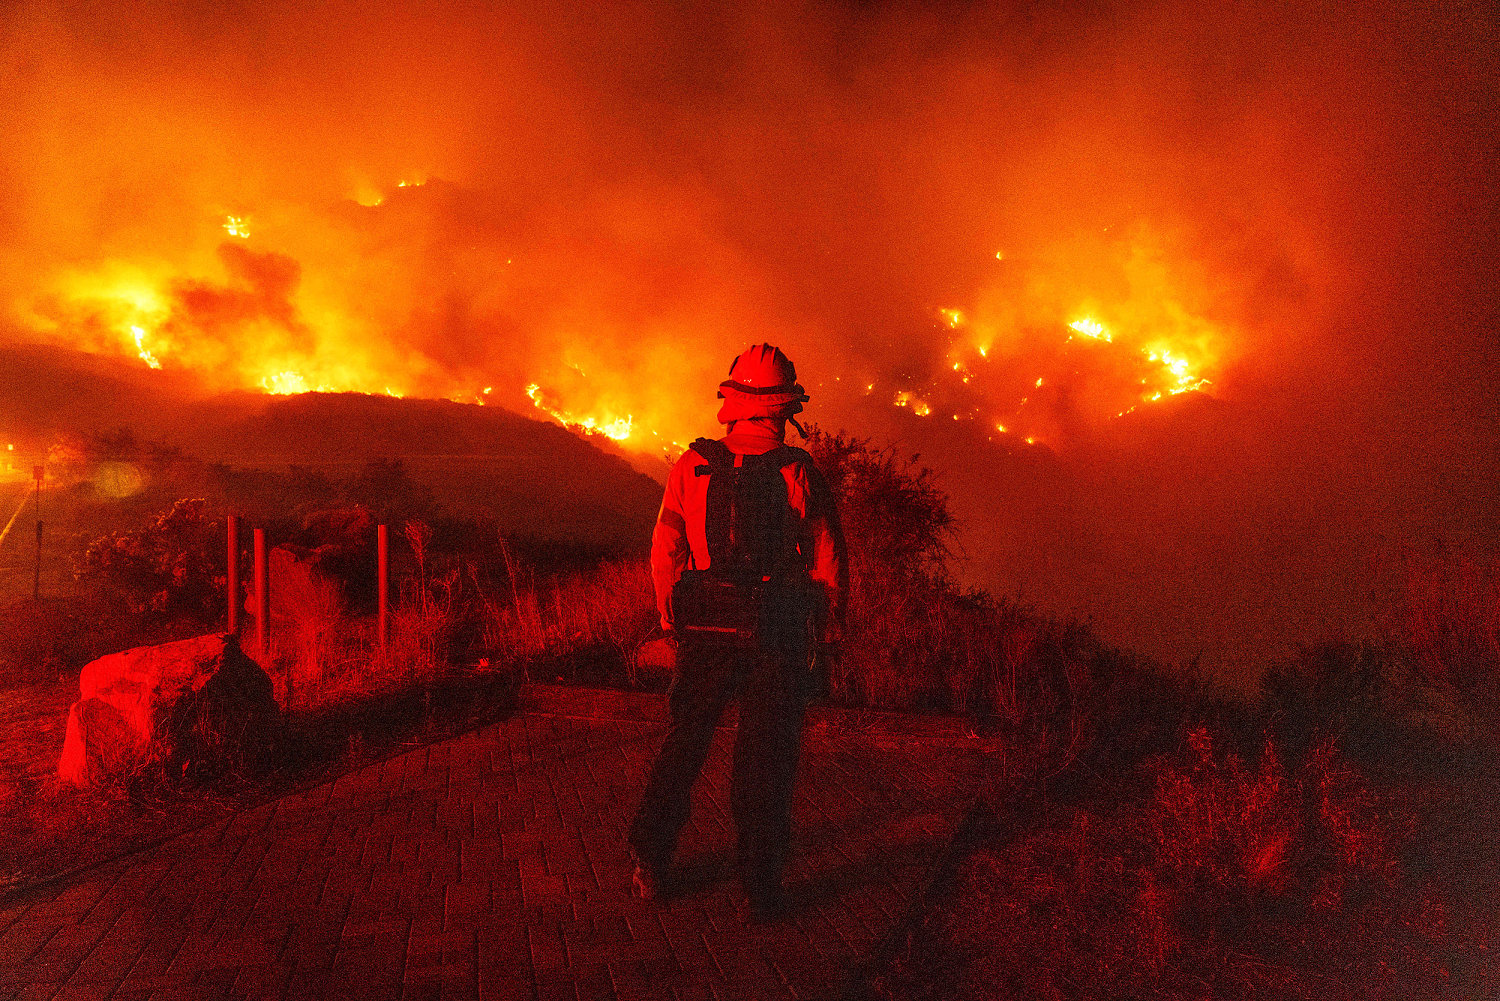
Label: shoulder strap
xmin=691 ymin=437 xmax=733 ymax=475
xmin=767 ymin=444 xmax=810 ymax=469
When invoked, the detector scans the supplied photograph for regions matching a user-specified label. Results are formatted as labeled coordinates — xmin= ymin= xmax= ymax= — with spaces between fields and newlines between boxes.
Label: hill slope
xmin=0 ymin=340 xmax=662 ymax=553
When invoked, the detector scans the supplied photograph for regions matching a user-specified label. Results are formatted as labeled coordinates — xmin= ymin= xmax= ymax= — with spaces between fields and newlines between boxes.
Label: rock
xmin=302 ymin=504 xmax=375 ymax=555
xmin=58 ymin=633 xmax=280 ymax=786
xmin=300 ymin=506 xmax=378 ymax=610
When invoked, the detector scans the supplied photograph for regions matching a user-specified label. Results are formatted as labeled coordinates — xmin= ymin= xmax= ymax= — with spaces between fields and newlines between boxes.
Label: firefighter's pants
xmin=629 ymin=636 xmax=808 ymax=896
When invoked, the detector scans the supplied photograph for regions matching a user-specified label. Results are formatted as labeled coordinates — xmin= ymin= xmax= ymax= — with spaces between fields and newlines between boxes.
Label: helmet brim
xmin=717 ymin=380 xmax=809 ymax=407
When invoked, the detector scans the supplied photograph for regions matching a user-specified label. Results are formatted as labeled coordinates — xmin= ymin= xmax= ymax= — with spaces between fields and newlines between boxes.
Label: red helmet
xmin=719 ymin=344 xmax=809 ymax=406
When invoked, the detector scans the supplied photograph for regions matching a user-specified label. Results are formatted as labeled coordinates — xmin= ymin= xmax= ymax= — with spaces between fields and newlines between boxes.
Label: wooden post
xmin=226 ymin=515 xmax=239 ymax=636
xmin=254 ymin=528 xmax=269 ymax=660
xmin=377 ymin=524 xmax=389 ymax=655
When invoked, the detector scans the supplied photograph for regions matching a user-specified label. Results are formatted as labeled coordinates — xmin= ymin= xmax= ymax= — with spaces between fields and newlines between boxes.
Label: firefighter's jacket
xmin=651 ymin=431 xmax=846 ymax=638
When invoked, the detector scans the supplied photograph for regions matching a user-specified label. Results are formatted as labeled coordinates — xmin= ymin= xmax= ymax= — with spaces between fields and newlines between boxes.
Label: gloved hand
xmin=636 ymin=628 xmax=679 ymax=676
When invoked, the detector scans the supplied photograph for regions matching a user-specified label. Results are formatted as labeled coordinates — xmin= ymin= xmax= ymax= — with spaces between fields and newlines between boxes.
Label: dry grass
xmin=245 ymin=535 xmax=659 ymax=714
xmin=475 ymin=545 xmax=659 ymax=685
xmin=1395 ymin=554 xmax=1500 ymax=744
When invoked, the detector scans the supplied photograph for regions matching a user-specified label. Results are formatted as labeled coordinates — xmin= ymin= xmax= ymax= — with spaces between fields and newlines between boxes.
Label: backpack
xmin=671 ymin=438 xmax=813 ymax=647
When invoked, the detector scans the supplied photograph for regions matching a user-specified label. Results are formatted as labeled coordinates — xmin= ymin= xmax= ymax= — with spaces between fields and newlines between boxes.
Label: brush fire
xmin=0 ymin=2 xmax=1494 ymax=998
xmin=30 ymin=204 xmax=1221 ymax=453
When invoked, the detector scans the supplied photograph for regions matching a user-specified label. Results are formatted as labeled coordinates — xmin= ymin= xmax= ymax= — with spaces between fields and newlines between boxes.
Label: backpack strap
xmin=758 ymin=444 xmax=805 ymax=471
xmin=691 ymin=437 xmax=733 ymax=475
xmin=692 ymin=439 xmax=805 ymax=477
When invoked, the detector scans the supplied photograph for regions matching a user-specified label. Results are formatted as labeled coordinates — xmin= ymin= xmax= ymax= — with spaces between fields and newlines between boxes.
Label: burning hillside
xmin=17 ymin=182 xmax=1225 ymax=454
xmin=1 ymin=0 xmax=1494 ymax=670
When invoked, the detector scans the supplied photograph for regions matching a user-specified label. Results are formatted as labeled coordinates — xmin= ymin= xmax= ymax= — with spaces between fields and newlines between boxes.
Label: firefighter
xmin=629 ymin=343 xmax=846 ymax=922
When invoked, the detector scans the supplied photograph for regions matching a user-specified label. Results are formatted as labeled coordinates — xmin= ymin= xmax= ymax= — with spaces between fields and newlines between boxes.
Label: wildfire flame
xmin=1148 ymin=347 xmax=1211 ymax=396
xmin=525 ymin=383 xmax=634 ymax=441
xmin=894 ymin=390 xmax=932 ymax=417
xmin=17 ymin=175 xmax=1222 ymax=460
xmin=889 ymin=300 xmax=1218 ymax=447
xmin=1069 ymin=317 xmax=1112 ymax=342
xmin=262 ymin=371 xmax=332 ymax=395
xmin=130 ymin=325 xmax=162 ymax=369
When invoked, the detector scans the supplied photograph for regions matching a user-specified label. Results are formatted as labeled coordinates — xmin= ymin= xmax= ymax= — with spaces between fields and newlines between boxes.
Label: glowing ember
xmin=222 ymin=215 xmax=250 ymax=238
xmin=939 ymin=308 xmax=964 ymax=329
xmin=525 ymin=383 xmax=633 ymax=441
xmin=130 ymin=325 xmax=162 ymax=369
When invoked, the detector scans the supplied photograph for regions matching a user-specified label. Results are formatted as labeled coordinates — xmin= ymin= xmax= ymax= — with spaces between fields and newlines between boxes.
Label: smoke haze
xmin=2 ymin=0 xmax=1496 ymax=678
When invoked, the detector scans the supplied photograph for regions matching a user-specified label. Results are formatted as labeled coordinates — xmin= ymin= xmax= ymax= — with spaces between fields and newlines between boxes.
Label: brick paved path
xmin=0 ymin=685 xmax=982 ymax=1001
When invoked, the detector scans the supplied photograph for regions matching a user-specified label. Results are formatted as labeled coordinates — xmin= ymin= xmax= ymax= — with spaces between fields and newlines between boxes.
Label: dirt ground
xmin=0 ymin=678 xmax=72 ymax=804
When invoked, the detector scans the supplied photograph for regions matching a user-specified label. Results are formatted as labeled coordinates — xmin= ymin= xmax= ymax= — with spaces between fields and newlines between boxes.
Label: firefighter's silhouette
xmin=629 ymin=344 xmax=846 ymax=921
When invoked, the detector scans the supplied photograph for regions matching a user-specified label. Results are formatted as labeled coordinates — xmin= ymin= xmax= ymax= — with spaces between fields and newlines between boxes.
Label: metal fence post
xmin=254 ymin=528 xmax=269 ymax=660
xmin=227 ymin=515 xmax=239 ymax=636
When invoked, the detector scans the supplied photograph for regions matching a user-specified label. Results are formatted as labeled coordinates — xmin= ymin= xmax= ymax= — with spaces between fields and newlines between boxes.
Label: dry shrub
xmin=803 ymin=427 xmax=1119 ymax=773
xmin=887 ymin=727 xmax=1478 ymax=1001
xmin=548 ymin=559 xmax=659 ymax=682
xmin=258 ymin=520 xmax=473 ymax=710
xmin=805 ymin=427 xmax=958 ymax=708
xmin=0 ymin=593 xmax=196 ymax=682
xmin=385 ymin=562 xmax=461 ymax=688
xmin=1396 ymin=554 xmax=1500 ymax=741
xmin=75 ymin=497 xmax=224 ymax=620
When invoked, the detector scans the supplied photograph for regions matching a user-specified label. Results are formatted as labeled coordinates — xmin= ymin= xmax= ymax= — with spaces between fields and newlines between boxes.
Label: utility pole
xmin=32 ymin=466 xmax=42 ymax=601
